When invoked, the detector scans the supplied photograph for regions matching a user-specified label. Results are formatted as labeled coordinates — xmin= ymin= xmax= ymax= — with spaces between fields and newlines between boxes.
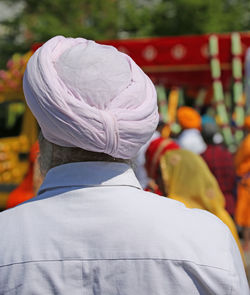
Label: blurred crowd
xmin=134 ymin=106 xmax=250 ymax=260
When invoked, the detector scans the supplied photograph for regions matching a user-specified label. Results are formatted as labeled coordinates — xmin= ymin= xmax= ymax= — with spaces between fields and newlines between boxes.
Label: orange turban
xmin=177 ymin=107 xmax=201 ymax=129
xmin=244 ymin=115 xmax=250 ymax=131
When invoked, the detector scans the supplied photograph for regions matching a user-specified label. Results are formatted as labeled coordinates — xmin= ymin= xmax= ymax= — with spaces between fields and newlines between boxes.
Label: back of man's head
xmin=201 ymin=122 xmax=223 ymax=145
xmin=23 ymin=36 xmax=159 ymax=174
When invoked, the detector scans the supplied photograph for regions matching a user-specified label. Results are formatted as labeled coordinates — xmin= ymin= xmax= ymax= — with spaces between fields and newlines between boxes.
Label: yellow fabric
xmin=168 ymin=88 xmax=179 ymax=123
xmin=160 ymin=149 xmax=245 ymax=263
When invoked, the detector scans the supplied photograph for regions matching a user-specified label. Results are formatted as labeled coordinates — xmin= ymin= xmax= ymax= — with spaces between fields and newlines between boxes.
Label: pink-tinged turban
xmin=23 ymin=36 xmax=159 ymax=159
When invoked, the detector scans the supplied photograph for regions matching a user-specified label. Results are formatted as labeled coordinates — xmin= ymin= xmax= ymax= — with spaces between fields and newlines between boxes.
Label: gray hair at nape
xmin=38 ymin=132 xmax=131 ymax=177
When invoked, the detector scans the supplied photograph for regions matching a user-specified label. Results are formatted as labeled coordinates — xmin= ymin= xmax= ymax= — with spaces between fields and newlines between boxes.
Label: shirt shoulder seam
xmin=0 ymin=257 xmax=234 ymax=273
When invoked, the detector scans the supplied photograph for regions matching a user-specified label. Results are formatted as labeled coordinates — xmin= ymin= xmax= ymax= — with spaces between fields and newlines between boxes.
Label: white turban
xmin=178 ymin=129 xmax=207 ymax=155
xmin=23 ymin=36 xmax=159 ymax=159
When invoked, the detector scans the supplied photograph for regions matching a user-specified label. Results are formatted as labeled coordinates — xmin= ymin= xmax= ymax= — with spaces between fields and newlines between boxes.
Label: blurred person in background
xmin=201 ymin=121 xmax=237 ymax=217
xmin=145 ymin=136 xmax=179 ymax=194
xmin=177 ymin=106 xmax=207 ymax=154
xmin=6 ymin=141 xmax=42 ymax=209
xmin=146 ymin=147 xmax=245 ymax=263
xmin=234 ymin=115 xmax=250 ymax=251
xmin=0 ymin=36 xmax=248 ymax=294
xmin=133 ymin=121 xmax=164 ymax=189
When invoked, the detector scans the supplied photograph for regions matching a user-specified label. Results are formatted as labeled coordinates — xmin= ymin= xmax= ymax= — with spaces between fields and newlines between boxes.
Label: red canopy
xmin=99 ymin=33 xmax=250 ymax=90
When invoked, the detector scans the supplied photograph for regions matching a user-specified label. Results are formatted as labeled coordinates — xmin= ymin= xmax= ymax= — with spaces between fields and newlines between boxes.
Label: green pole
xmin=156 ymin=85 xmax=168 ymax=123
xmin=209 ymin=35 xmax=234 ymax=148
xmin=231 ymin=32 xmax=245 ymax=144
xmin=195 ymin=88 xmax=207 ymax=111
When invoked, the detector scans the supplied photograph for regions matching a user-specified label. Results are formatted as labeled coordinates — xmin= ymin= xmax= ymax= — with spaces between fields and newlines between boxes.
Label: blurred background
xmin=1 ymin=0 xmax=250 ymax=67
xmin=0 ymin=0 xmax=250 ymax=282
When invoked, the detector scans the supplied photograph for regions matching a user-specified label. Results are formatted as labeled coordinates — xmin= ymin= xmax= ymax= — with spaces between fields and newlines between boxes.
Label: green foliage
xmin=0 ymin=0 xmax=250 ymax=68
xmin=116 ymin=0 xmax=250 ymax=37
xmin=0 ymin=0 xmax=119 ymax=67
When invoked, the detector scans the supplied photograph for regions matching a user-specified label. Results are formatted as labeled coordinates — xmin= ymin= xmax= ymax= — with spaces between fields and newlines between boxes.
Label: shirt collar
xmin=38 ymin=162 xmax=142 ymax=196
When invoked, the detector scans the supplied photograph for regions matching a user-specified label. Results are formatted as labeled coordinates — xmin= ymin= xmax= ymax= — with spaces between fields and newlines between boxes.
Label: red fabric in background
xmin=201 ymin=144 xmax=236 ymax=216
xmin=99 ymin=33 xmax=250 ymax=90
xmin=31 ymin=33 xmax=250 ymax=89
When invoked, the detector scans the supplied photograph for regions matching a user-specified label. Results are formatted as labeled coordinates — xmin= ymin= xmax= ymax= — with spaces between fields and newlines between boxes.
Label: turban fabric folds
xmin=23 ymin=36 xmax=159 ymax=159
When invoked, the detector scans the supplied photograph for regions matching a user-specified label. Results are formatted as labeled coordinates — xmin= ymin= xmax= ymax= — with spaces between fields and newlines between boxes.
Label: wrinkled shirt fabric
xmin=0 ymin=162 xmax=248 ymax=294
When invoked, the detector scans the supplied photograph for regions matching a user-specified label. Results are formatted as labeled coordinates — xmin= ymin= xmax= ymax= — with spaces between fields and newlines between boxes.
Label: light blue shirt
xmin=0 ymin=162 xmax=248 ymax=294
